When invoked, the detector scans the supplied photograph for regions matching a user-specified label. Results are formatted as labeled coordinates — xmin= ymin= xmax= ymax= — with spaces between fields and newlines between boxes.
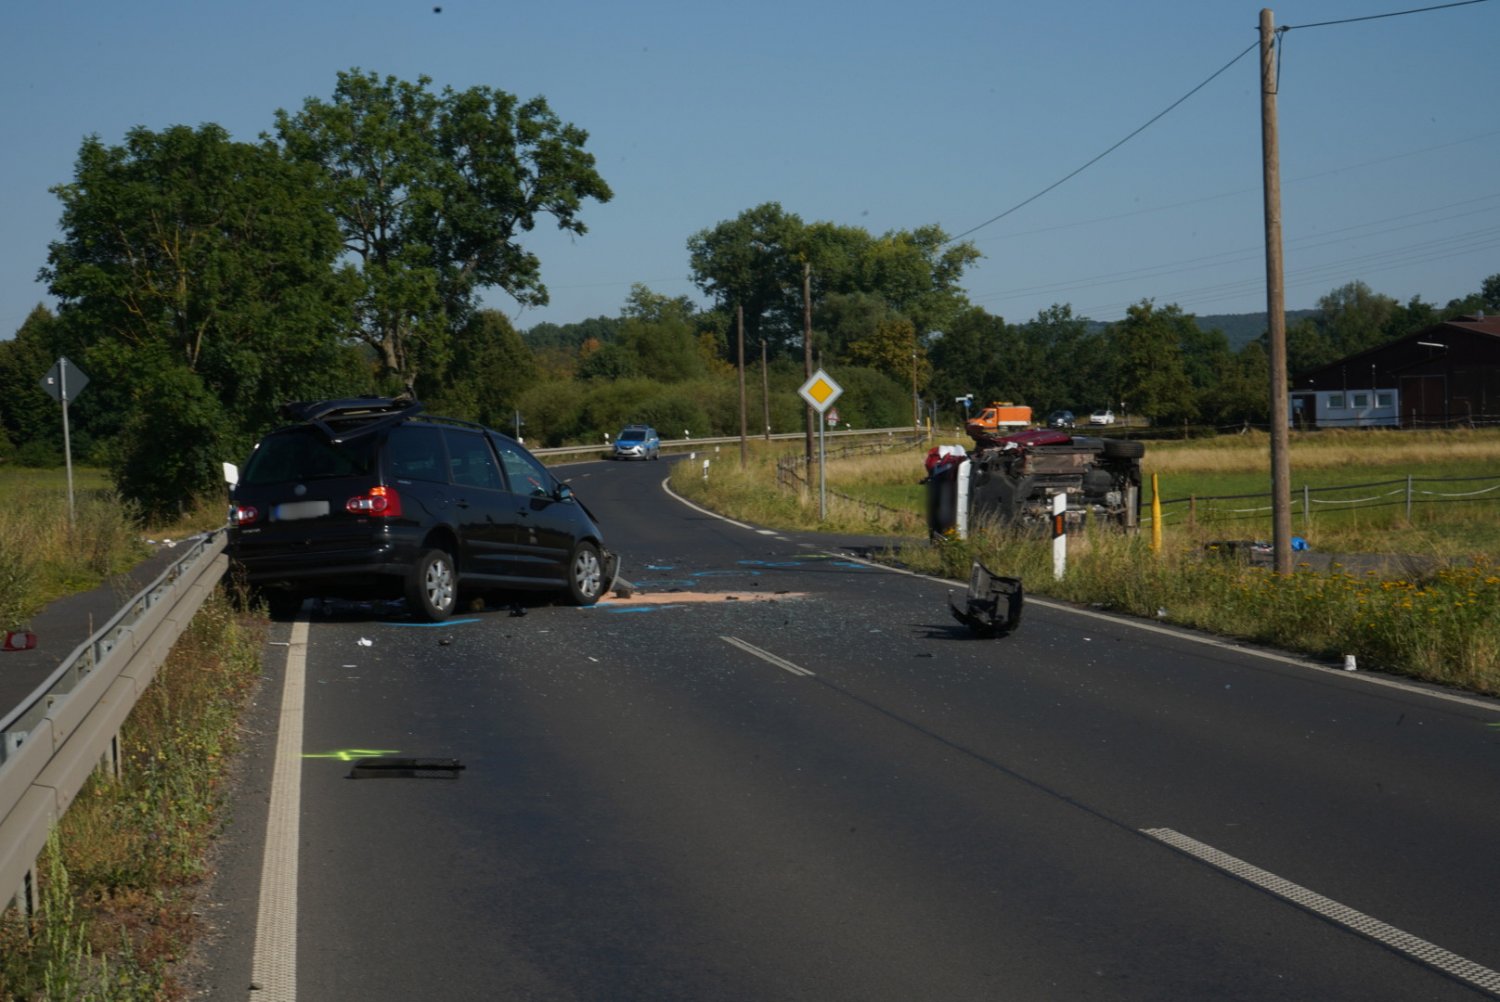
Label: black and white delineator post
xmin=1050 ymin=490 xmax=1067 ymax=579
xmin=40 ymin=357 xmax=89 ymax=526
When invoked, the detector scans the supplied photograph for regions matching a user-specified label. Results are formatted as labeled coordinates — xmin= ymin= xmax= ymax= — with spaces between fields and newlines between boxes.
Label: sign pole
xmin=60 ymin=360 xmax=75 ymax=526
xmin=818 ymin=409 xmax=828 ymax=520
xmin=796 ymin=368 xmax=843 ymax=524
xmin=41 ymin=356 xmax=89 ymax=528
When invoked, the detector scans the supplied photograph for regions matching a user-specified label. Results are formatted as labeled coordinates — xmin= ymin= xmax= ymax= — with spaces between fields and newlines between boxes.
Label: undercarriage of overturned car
xmin=923 ymin=427 xmax=1145 ymax=537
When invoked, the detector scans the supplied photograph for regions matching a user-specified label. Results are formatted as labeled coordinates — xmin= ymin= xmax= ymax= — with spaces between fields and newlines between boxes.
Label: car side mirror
xmin=555 ymin=483 xmax=574 ymax=502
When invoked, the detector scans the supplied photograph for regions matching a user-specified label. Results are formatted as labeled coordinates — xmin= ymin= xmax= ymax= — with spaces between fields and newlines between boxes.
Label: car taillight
xmin=347 ymin=485 xmax=402 ymax=517
xmin=229 ymin=504 xmax=259 ymax=526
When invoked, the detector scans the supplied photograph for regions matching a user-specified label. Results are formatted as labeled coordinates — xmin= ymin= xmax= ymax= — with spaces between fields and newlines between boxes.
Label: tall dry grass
xmin=0 ymin=484 xmax=146 ymax=631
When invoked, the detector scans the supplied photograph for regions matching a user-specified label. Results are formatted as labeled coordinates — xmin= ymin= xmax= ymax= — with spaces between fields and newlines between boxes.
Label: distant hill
xmin=1194 ymin=310 xmax=1318 ymax=351
xmin=1083 ymin=309 xmax=1317 ymax=350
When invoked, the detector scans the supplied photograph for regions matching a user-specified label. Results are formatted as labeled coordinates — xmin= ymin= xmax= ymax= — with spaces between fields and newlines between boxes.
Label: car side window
xmin=386 ymin=425 xmax=448 ymax=483
xmin=491 ymin=436 xmax=552 ymax=497
xmin=443 ymin=428 xmax=504 ymax=490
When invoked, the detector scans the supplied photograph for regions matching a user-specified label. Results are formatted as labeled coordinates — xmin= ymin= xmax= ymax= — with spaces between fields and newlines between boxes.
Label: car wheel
xmin=567 ymin=541 xmax=606 ymax=606
xmin=1102 ymin=438 xmax=1145 ymax=459
xmin=406 ymin=548 xmax=457 ymax=622
xmin=263 ymin=589 xmax=305 ymax=621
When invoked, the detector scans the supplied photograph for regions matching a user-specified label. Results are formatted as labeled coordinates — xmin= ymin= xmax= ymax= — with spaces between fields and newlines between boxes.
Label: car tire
xmin=406 ymin=548 xmax=457 ymax=622
xmin=567 ymin=541 xmax=606 ymax=606
xmin=1102 ymin=438 xmax=1145 ymax=459
xmin=263 ymin=590 xmax=305 ymax=621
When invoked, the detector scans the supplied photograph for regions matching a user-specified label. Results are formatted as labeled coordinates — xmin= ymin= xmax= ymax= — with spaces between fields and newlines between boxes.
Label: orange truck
xmin=964 ymin=402 xmax=1032 ymax=442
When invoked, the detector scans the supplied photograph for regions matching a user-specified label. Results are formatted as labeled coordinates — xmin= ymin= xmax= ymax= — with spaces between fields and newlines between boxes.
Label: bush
xmin=111 ymin=366 xmax=231 ymax=524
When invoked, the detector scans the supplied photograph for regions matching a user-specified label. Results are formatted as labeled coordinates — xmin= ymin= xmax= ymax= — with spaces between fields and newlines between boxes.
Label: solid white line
xmin=659 ymin=476 xmax=755 ymax=529
xmin=1143 ymin=828 xmax=1500 ymax=994
xmin=721 ymin=635 xmax=815 ymax=676
xmin=249 ymin=618 xmax=306 ymax=1000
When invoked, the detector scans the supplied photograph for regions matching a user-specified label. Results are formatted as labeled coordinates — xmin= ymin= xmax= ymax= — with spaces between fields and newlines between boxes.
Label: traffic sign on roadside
xmin=40 ymin=356 xmax=88 ymax=403
xmin=798 ymin=369 xmax=843 ymax=414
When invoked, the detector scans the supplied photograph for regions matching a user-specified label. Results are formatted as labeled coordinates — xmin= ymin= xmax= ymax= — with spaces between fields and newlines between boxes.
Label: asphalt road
xmin=193 ymin=456 xmax=1500 ymax=1001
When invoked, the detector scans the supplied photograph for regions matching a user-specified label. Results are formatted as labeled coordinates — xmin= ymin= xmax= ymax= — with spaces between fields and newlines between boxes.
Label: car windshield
xmin=618 ymin=429 xmax=647 ymax=442
xmin=240 ymin=427 xmax=379 ymax=486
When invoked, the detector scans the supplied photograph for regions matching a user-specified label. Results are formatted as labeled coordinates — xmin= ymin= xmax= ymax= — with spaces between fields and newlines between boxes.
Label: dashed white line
xmin=721 ymin=635 xmax=816 ymax=676
xmin=1143 ymin=827 xmax=1500 ymax=994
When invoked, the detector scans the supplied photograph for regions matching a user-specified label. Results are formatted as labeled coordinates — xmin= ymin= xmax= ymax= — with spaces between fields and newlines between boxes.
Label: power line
xmin=945 ymin=39 xmax=1260 ymax=245
xmin=945 ymin=0 xmax=1492 ymax=254
xmin=1281 ymin=0 xmax=1490 ymax=32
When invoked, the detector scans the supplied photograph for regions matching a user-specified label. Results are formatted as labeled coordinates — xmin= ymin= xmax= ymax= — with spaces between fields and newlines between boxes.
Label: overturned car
xmin=923 ymin=427 xmax=1144 ymax=537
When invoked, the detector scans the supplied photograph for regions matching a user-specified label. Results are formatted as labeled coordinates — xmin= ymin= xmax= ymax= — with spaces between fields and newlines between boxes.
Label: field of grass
xmin=0 ymin=467 xmax=227 ymax=631
xmin=672 ymin=428 xmax=1500 ymax=694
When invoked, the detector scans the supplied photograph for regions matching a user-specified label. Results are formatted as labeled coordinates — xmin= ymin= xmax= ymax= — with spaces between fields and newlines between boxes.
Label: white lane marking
xmin=660 ymin=476 xmax=755 ymax=529
xmin=1143 ymin=828 xmax=1500 ymax=994
xmin=721 ymin=635 xmax=815 ymax=677
xmin=249 ymin=618 xmax=307 ymax=1001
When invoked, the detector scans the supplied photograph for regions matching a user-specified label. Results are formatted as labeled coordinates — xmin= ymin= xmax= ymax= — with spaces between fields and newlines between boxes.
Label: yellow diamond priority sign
xmin=798 ymin=369 xmax=843 ymax=414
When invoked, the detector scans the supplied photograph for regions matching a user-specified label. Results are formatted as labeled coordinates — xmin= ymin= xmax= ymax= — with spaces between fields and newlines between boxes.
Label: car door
xmin=439 ymin=427 xmax=514 ymax=581
xmin=490 ymin=434 xmax=579 ymax=585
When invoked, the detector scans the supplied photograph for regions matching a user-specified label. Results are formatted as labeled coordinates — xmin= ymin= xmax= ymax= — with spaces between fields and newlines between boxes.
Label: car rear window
xmin=241 ymin=427 xmax=379 ymax=486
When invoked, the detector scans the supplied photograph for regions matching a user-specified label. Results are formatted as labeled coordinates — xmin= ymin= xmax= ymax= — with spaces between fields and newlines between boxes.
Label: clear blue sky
xmin=3 ymin=0 xmax=1496 ymax=339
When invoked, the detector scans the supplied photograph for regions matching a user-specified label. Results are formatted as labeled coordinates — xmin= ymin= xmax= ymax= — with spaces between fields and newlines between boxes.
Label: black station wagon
xmin=227 ymin=397 xmax=616 ymax=621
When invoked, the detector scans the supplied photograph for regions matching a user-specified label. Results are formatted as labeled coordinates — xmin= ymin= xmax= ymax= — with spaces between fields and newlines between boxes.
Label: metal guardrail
xmin=0 ymin=531 xmax=228 ymax=911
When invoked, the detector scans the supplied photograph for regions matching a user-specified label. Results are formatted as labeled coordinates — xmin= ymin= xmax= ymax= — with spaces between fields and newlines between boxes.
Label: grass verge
xmin=0 ymin=587 xmax=265 ymax=1000
xmin=0 ymin=469 xmax=227 ymax=634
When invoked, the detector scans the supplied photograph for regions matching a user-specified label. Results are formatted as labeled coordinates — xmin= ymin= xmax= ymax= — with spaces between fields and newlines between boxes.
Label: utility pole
xmin=737 ymin=305 xmax=748 ymax=467
xmin=803 ymin=260 xmax=814 ymax=463
xmin=911 ymin=348 xmax=919 ymax=430
xmin=1261 ymin=7 xmax=1293 ymax=575
xmin=761 ymin=339 xmax=771 ymax=439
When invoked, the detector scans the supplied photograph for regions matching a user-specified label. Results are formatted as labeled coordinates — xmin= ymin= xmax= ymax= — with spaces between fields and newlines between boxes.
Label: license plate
xmin=273 ymin=500 xmax=330 ymax=521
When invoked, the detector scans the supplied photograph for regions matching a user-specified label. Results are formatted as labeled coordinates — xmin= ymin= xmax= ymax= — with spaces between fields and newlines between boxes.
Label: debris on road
xmin=949 ymin=562 xmax=1023 ymax=638
xmin=2 ymin=631 xmax=37 ymax=652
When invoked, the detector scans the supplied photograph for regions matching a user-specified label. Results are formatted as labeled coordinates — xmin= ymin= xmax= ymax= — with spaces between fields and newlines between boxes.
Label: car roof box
xmin=279 ymin=396 xmax=425 ymax=443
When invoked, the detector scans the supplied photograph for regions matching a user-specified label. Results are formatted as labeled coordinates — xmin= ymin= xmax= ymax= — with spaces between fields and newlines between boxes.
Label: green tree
xmin=616 ymin=284 xmax=708 ymax=382
xmin=1317 ymin=280 xmax=1401 ymax=357
xmin=687 ymin=202 xmax=807 ymax=357
xmin=1015 ymin=304 xmax=1108 ymax=413
xmin=1198 ymin=340 xmax=1271 ymax=426
xmin=110 ymin=352 xmax=233 ymax=523
xmin=688 ymin=204 xmax=979 ymax=363
xmin=0 ymin=306 xmax=75 ymax=463
xmin=418 ymin=309 xmax=536 ymax=428
xmin=275 ymin=69 xmax=613 ymax=391
xmin=43 ymin=123 xmax=363 ymax=505
xmin=1111 ymin=301 xmax=1196 ymax=425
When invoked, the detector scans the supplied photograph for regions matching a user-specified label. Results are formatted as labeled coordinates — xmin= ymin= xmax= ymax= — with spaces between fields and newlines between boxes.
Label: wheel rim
xmin=574 ymin=549 xmax=601 ymax=598
xmin=426 ymin=557 xmax=455 ymax=611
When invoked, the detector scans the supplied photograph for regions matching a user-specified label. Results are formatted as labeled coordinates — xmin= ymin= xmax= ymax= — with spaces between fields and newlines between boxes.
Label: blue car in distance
xmin=612 ymin=424 xmax=660 ymax=460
